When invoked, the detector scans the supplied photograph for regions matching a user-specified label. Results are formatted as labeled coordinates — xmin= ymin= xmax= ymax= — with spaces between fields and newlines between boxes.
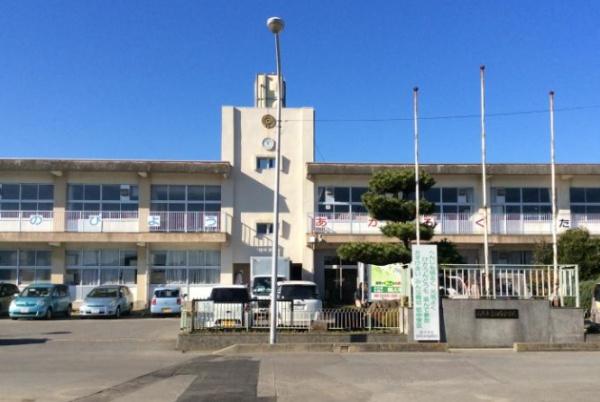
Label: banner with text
xmin=412 ymin=245 xmax=440 ymax=341
xmin=368 ymin=263 xmax=410 ymax=301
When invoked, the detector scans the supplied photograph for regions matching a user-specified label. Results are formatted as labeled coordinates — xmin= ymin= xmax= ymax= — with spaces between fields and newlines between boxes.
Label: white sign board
xmin=203 ymin=214 xmax=218 ymax=230
xmin=412 ymin=244 xmax=440 ymax=341
xmin=147 ymin=215 xmax=161 ymax=227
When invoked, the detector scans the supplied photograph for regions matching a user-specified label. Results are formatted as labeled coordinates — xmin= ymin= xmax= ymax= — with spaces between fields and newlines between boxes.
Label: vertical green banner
xmin=412 ymin=245 xmax=440 ymax=341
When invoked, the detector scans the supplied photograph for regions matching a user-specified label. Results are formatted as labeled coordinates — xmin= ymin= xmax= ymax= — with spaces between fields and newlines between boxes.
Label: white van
xmin=276 ymin=281 xmax=322 ymax=328
xmin=195 ymin=285 xmax=250 ymax=329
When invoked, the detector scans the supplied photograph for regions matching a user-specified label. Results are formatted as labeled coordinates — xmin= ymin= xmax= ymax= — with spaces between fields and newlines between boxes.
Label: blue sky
xmin=0 ymin=1 xmax=599 ymax=163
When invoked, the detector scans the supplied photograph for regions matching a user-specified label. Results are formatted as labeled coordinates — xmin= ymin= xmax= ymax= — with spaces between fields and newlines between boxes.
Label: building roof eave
xmin=306 ymin=162 xmax=600 ymax=177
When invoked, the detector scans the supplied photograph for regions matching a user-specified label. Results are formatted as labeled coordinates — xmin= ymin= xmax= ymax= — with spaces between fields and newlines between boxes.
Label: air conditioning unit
xmin=120 ymin=185 xmax=131 ymax=201
xmin=458 ymin=189 xmax=468 ymax=204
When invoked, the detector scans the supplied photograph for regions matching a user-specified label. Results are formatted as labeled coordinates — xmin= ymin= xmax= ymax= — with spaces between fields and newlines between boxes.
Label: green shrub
xmin=579 ymin=279 xmax=600 ymax=314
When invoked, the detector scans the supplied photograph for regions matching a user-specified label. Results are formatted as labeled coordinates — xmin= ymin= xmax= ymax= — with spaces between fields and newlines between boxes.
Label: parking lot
xmin=2 ymin=316 xmax=600 ymax=402
xmin=0 ymin=316 xmax=189 ymax=402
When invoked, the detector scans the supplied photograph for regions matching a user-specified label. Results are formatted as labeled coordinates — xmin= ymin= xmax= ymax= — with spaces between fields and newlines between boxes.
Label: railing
xmin=439 ymin=264 xmax=579 ymax=306
xmin=66 ymin=211 xmax=139 ymax=232
xmin=183 ymin=300 xmax=408 ymax=333
xmin=431 ymin=213 xmax=474 ymax=234
xmin=0 ymin=210 xmax=54 ymax=232
xmin=148 ymin=211 xmax=224 ymax=233
xmin=491 ymin=213 xmax=553 ymax=234
xmin=571 ymin=213 xmax=600 ymax=233
xmin=308 ymin=212 xmax=475 ymax=235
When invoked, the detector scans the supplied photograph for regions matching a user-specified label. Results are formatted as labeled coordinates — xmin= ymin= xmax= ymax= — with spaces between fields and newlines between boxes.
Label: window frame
xmin=424 ymin=187 xmax=474 ymax=216
xmin=150 ymin=250 xmax=221 ymax=286
xmin=491 ymin=187 xmax=551 ymax=219
xmin=150 ymin=185 xmax=221 ymax=214
xmin=65 ymin=249 xmax=138 ymax=286
xmin=0 ymin=249 xmax=52 ymax=286
xmin=256 ymin=157 xmax=276 ymax=170
xmin=570 ymin=187 xmax=600 ymax=217
xmin=0 ymin=183 xmax=54 ymax=213
xmin=317 ymin=186 xmax=369 ymax=216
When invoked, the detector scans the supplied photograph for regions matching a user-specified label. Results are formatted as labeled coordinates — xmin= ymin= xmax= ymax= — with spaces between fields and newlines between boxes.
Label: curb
xmin=514 ymin=342 xmax=600 ymax=352
xmin=213 ymin=342 xmax=448 ymax=355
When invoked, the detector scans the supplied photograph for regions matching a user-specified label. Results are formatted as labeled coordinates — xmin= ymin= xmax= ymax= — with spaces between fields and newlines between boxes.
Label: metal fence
xmin=148 ymin=211 xmax=223 ymax=233
xmin=308 ymin=212 xmax=475 ymax=235
xmin=491 ymin=213 xmax=553 ymax=234
xmin=439 ymin=264 xmax=580 ymax=307
xmin=0 ymin=210 xmax=54 ymax=232
xmin=66 ymin=211 xmax=139 ymax=232
xmin=182 ymin=300 xmax=408 ymax=333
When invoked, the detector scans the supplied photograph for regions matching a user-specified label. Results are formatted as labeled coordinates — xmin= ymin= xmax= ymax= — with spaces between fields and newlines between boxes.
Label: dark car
xmin=0 ymin=283 xmax=20 ymax=315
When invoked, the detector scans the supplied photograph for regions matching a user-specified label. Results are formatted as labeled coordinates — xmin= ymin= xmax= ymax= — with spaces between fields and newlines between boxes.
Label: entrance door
xmin=324 ymin=267 xmax=358 ymax=306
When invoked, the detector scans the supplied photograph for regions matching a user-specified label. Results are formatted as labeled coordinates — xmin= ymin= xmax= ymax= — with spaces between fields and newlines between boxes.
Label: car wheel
xmin=65 ymin=305 xmax=72 ymax=318
xmin=45 ymin=308 xmax=53 ymax=320
xmin=115 ymin=306 xmax=121 ymax=319
xmin=129 ymin=303 xmax=133 ymax=315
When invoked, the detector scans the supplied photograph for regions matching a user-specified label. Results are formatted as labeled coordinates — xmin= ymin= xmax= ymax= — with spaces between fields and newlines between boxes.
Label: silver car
xmin=79 ymin=285 xmax=133 ymax=318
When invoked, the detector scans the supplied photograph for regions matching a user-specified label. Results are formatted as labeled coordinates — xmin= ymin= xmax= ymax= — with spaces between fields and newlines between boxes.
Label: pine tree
xmin=337 ymin=169 xmax=436 ymax=265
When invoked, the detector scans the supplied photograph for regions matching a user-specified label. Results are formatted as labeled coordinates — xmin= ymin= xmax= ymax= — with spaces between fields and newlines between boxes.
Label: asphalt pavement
xmin=2 ymin=317 xmax=600 ymax=402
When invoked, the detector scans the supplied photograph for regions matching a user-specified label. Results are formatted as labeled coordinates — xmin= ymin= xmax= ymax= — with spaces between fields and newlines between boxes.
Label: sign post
xmin=412 ymin=244 xmax=440 ymax=341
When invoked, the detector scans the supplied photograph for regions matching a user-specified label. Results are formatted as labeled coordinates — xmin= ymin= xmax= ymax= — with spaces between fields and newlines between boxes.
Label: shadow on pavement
xmin=72 ymin=355 xmax=271 ymax=402
xmin=0 ymin=338 xmax=48 ymax=346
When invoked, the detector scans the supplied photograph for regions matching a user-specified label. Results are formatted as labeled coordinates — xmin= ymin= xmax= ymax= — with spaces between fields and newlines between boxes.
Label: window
xmin=317 ymin=186 xmax=369 ymax=216
xmin=424 ymin=188 xmax=473 ymax=215
xmin=492 ymin=188 xmax=551 ymax=219
xmin=256 ymin=157 xmax=275 ymax=170
xmin=67 ymin=184 xmax=138 ymax=215
xmin=0 ymin=183 xmax=54 ymax=213
xmin=570 ymin=188 xmax=600 ymax=217
xmin=65 ymin=249 xmax=137 ymax=286
xmin=0 ymin=249 xmax=51 ymax=285
xmin=150 ymin=250 xmax=220 ymax=285
xmin=150 ymin=185 xmax=221 ymax=213
xmin=256 ymin=223 xmax=273 ymax=235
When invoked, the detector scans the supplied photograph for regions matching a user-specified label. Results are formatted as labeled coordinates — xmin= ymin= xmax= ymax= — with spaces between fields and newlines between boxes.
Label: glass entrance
xmin=324 ymin=266 xmax=358 ymax=306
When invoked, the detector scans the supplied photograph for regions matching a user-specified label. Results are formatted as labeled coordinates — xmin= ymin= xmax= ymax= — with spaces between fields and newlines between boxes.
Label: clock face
xmin=262 ymin=137 xmax=276 ymax=151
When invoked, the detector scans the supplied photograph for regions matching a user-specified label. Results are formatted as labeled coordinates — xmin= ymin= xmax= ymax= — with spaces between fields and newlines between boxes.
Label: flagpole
xmin=414 ymin=87 xmax=420 ymax=246
xmin=549 ymin=90 xmax=559 ymax=306
xmin=480 ymin=66 xmax=490 ymax=298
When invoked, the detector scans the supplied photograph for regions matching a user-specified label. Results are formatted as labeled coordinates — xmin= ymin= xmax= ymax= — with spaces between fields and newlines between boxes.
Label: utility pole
xmin=480 ymin=66 xmax=490 ymax=298
xmin=414 ymin=87 xmax=420 ymax=245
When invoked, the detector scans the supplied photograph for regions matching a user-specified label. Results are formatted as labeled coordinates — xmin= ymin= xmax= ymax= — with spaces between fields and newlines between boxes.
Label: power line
xmin=283 ymin=104 xmax=600 ymax=123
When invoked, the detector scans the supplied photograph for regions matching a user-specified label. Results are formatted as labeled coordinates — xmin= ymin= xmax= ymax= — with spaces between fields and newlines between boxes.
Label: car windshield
xmin=594 ymin=285 xmax=600 ymax=300
xmin=87 ymin=288 xmax=118 ymax=298
xmin=278 ymin=285 xmax=319 ymax=300
xmin=21 ymin=287 xmax=51 ymax=297
xmin=252 ymin=277 xmax=285 ymax=295
xmin=155 ymin=289 xmax=179 ymax=298
xmin=210 ymin=288 xmax=249 ymax=303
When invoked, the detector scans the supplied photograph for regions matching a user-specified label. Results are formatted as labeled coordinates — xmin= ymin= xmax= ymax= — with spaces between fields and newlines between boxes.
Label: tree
xmin=337 ymin=169 xmax=437 ymax=265
xmin=533 ymin=228 xmax=600 ymax=281
xmin=436 ymin=238 xmax=466 ymax=264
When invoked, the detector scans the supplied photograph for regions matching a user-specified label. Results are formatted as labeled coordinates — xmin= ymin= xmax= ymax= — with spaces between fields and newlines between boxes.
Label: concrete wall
xmin=221 ymin=105 xmax=315 ymax=278
xmin=441 ymin=299 xmax=584 ymax=347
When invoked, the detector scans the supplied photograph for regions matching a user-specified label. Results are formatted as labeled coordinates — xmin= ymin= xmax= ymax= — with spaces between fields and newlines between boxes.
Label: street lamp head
xmin=267 ymin=17 xmax=284 ymax=34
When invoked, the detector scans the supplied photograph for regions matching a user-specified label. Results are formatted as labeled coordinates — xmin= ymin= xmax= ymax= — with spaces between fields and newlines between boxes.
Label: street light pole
xmin=267 ymin=16 xmax=284 ymax=345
